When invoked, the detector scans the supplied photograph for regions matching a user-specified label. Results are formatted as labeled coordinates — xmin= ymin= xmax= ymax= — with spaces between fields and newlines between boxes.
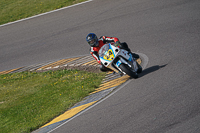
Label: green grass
xmin=0 ymin=1 xmax=98 ymax=132
xmin=0 ymin=0 xmax=87 ymax=25
xmin=0 ymin=70 xmax=106 ymax=133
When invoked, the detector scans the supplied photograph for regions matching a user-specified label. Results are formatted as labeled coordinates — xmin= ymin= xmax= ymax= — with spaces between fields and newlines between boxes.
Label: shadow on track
xmin=139 ymin=64 xmax=167 ymax=78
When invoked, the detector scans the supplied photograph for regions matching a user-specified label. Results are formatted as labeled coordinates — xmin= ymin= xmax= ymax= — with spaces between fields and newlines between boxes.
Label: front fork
xmin=115 ymin=54 xmax=138 ymax=73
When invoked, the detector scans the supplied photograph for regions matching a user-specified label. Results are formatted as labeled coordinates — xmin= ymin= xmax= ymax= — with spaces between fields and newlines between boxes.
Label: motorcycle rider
xmin=86 ymin=33 xmax=139 ymax=72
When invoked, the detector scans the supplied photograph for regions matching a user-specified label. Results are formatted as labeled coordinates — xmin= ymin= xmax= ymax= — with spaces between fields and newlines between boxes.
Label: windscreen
xmin=99 ymin=44 xmax=110 ymax=57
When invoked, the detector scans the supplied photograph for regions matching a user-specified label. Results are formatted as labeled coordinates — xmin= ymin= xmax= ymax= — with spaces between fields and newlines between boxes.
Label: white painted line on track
xmin=47 ymin=79 xmax=131 ymax=133
xmin=0 ymin=0 xmax=93 ymax=28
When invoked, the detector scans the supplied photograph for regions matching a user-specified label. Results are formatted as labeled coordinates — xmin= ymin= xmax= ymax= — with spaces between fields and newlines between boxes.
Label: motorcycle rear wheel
xmin=137 ymin=63 xmax=142 ymax=73
xmin=119 ymin=63 xmax=138 ymax=79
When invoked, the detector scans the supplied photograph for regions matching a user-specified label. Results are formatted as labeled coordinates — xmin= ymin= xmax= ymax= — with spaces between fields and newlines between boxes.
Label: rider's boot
xmin=131 ymin=53 xmax=139 ymax=59
xmin=128 ymin=52 xmax=139 ymax=60
xmin=120 ymin=42 xmax=139 ymax=59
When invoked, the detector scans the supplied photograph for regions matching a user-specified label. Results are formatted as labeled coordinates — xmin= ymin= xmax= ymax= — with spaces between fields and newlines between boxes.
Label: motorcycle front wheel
xmin=119 ymin=63 xmax=138 ymax=79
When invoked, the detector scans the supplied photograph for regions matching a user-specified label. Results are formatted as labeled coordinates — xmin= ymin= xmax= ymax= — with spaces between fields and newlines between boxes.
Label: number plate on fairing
xmin=103 ymin=49 xmax=114 ymax=61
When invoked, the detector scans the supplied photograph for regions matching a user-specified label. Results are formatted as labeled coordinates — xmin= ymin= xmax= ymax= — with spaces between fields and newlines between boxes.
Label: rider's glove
xmin=114 ymin=41 xmax=120 ymax=47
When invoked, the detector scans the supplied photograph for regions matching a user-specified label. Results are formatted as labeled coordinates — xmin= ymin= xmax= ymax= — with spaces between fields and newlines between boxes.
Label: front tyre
xmin=119 ymin=63 xmax=138 ymax=79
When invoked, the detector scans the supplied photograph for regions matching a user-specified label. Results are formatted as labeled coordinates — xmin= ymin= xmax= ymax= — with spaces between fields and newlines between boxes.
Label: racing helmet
xmin=86 ymin=33 xmax=99 ymax=47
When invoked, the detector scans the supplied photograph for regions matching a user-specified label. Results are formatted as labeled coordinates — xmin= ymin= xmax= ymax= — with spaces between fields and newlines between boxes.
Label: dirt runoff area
xmin=36 ymin=65 xmax=102 ymax=73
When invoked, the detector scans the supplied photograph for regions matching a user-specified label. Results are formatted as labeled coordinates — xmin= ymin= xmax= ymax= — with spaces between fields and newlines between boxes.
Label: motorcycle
xmin=99 ymin=43 xmax=142 ymax=79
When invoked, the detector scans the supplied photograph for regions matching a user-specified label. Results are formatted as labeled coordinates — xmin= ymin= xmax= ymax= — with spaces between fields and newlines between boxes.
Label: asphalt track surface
xmin=1 ymin=0 xmax=200 ymax=133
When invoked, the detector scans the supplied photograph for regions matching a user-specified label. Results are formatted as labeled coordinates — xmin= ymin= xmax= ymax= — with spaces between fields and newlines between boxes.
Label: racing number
xmin=104 ymin=50 xmax=113 ymax=60
xmin=104 ymin=54 xmax=110 ymax=60
xmin=109 ymin=51 xmax=112 ymax=55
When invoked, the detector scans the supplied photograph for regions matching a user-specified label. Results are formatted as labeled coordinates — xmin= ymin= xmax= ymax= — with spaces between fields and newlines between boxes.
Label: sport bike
xmin=99 ymin=43 xmax=142 ymax=79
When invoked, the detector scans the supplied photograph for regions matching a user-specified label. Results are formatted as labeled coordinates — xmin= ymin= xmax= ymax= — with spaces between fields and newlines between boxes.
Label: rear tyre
xmin=137 ymin=64 xmax=142 ymax=73
xmin=119 ymin=63 xmax=138 ymax=79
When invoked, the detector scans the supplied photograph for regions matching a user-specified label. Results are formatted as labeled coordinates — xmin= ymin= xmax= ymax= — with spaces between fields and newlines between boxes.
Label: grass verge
xmin=0 ymin=69 xmax=106 ymax=133
xmin=0 ymin=0 xmax=87 ymax=25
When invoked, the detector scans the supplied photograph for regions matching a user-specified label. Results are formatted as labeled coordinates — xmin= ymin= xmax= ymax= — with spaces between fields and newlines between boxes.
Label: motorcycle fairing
xmin=99 ymin=44 xmax=115 ymax=63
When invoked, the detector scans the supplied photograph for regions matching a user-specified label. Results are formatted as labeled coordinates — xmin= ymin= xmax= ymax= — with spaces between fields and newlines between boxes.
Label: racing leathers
xmin=90 ymin=36 xmax=138 ymax=72
xmin=90 ymin=36 xmax=119 ymax=65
